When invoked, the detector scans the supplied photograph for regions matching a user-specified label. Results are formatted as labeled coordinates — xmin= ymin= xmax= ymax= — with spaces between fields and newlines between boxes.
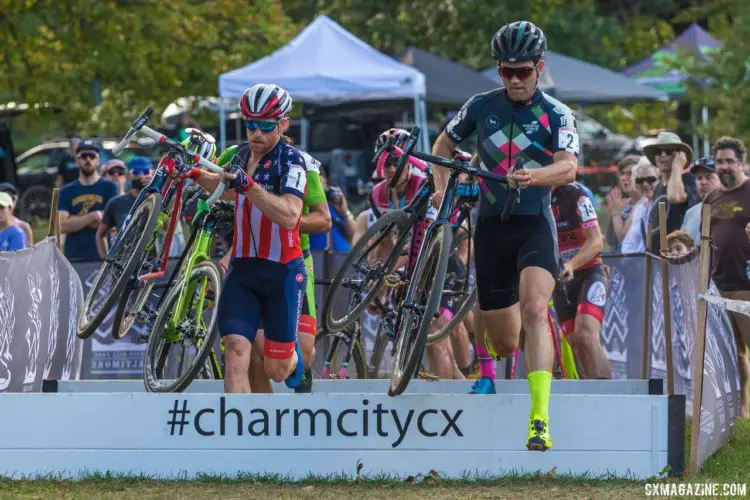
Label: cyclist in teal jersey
xmin=431 ymin=21 xmax=579 ymax=451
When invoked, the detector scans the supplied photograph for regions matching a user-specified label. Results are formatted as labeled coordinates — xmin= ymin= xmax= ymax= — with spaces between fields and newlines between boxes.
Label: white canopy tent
xmin=217 ymin=15 xmax=429 ymax=153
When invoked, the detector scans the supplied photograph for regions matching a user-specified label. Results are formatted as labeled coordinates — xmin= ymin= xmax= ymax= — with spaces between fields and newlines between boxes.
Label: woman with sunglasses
xmin=621 ymin=159 xmax=659 ymax=253
xmin=187 ymin=83 xmax=307 ymax=393
xmin=102 ymin=159 xmax=128 ymax=195
xmin=430 ymin=21 xmax=578 ymax=451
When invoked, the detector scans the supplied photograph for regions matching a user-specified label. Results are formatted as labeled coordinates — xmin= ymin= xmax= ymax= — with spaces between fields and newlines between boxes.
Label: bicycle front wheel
xmin=143 ymin=260 xmax=221 ymax=393
xmin=389 ymin=223 xmax=452 ymax=396
xmin=77 ymin=192 xmax=162 ymax=339
xmin=426 ymin=225 xmax=477 ymax=344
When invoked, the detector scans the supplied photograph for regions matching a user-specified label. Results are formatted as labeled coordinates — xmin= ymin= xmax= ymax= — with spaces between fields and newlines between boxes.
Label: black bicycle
xmin=322 ymin=127 xmax=517 ymax=396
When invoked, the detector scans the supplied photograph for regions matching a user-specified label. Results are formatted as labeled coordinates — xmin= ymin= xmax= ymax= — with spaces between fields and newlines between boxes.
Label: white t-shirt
xmin=621 ymin=200 xmax=648 ymax=253
xmin=681 ymin=202 xmax=702 ymax=246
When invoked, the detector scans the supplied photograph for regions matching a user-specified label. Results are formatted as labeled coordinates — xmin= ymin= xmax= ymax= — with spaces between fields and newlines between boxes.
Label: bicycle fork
xmin=321 ymin=328 xmax=357 ymax=379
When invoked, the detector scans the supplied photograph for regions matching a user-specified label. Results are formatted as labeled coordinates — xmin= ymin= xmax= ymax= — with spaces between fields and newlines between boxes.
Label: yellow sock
xmin=528 ymin=370 xmax=552 ymax=420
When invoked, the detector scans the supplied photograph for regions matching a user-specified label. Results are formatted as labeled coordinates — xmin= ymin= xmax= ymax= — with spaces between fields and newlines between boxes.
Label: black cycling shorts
xmin=474 ymin=213 xmax=558 ymax=311
xmin=553 ymin=263 xmax=608 ymax=335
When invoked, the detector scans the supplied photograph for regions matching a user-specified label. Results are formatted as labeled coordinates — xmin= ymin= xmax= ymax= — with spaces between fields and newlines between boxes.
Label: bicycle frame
xmin=162 ymin=198 xmax=216 ymax=343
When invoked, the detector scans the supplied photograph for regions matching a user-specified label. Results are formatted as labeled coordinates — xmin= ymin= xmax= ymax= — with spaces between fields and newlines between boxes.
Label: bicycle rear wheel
xmin=322 ymin=209 xmax=411 ymax=333
xmin=143 ymin=260 xmax=221 ymax=393
xmin=77 ymin=192 xmax=162 ymax=339
xmin=389 ymin=223 xmax=452 ymax=396
xmin=112 ymin=183 xmax=183 ymax=340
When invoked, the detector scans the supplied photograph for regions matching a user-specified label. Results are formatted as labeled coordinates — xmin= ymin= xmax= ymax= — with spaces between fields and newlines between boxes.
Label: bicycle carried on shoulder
xmin=76 ymin=107 xmax=227 ymax=341
xmin=322 ymin=126 xmax=517 ymax=396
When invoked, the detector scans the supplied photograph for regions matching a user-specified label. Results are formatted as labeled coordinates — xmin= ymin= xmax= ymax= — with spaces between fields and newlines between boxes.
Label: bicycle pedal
xmin=384 ymin=274 xmax=403 ymax=288
xmin=418 ymin=371 xmax=440 ymax=382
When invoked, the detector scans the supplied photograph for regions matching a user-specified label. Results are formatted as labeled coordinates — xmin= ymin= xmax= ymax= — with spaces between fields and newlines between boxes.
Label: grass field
xmin=1 ymin=419 xmax=746 ymax=499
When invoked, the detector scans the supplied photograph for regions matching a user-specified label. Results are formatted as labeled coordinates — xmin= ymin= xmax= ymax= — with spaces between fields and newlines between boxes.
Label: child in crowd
xmin=666 ymin=230 xmax=694 ymax=259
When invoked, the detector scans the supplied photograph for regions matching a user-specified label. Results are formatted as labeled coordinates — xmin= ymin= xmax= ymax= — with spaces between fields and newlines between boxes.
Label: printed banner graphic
xmin=0 ymin=238 xmax=83 ymax=391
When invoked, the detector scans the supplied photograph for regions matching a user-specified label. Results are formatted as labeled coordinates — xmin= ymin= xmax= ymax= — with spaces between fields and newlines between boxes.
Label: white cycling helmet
xmin=239 ymin=84 xmax=293 ymax=120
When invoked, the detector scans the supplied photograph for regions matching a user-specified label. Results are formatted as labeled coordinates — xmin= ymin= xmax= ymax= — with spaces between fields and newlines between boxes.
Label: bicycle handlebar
xmin=113 ymin=106 xmax=228 ymax=203
xmin=374 ymin=127 xmax=508 ymax=186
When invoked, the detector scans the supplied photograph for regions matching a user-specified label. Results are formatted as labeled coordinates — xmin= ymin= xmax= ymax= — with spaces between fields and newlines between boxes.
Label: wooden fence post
xmin=659 ymin=202 xmax=675 ymax=395
xmin=690 ymin=204 xmax=712 ymax=475
xmin=642 ymin=222 xmax=653 ymax=379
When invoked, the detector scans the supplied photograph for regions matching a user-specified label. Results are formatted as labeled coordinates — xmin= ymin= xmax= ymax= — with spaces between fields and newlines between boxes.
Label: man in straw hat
xmin=643 ymin=131 xmax=700 ymax=252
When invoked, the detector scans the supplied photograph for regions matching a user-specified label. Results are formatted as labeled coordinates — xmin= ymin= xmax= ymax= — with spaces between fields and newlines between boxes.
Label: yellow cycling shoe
xmin=526 ymin=416 xmax=553 ymax=451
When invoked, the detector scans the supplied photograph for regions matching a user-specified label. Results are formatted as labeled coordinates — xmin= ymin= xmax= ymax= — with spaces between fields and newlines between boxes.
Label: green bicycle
xmin=142 ymin=186 xmax=234 ymax=393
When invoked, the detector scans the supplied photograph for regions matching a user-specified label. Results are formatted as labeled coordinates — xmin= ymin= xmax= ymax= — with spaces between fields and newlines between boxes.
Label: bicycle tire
xmin=322 ymin=209 xmax=411 ymax=333
xmin=389 ymin=223 xmax=452 ymax=396
xmin=426 ymin=226 xmax=477 ymax=345
xmin=77 ymin=192 xmax=162 ymax=339
xmin=367 ymin=324 xmax=391 ymax=379
xmin=112 ymin=184 xmax=183 ymax=340
xmin=143 ymin=260 xmax=221 ymax=393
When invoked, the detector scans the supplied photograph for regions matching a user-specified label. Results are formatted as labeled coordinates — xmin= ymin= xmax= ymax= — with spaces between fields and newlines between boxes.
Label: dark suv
xmin=14 ymin=138 xmax=162 ymax=220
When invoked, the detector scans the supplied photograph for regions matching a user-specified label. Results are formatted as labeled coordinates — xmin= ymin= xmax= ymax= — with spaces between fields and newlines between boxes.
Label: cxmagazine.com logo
xmin=167 ymin=397 xmax=464 ymax=448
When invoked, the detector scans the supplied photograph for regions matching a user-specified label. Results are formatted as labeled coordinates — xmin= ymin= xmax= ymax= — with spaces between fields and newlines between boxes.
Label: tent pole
xmin=691 ymin=102 xmax=699 ymax=155
xmin=219 ymin=100 xmax=226 ymax=151
xmin=413 ymin=96 xmax=422 ymax=152
xmin=300 ymin=104 xmax=309 ymax=151
xmin=419 ymin=96 xmax=432 ymax=153
xmin=701 ymin=105 xmax=709 ymax=157
xmin=577 ymin=104 xmax=585 ymax=168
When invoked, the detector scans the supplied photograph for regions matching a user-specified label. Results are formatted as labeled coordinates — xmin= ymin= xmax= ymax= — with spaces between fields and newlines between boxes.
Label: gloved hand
xmin=223 ymin=155 xmax=252 ymax=192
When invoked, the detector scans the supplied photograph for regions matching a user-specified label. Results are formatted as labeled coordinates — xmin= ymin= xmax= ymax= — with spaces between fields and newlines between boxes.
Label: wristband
xmin=241 ymin=178 xmax=256 ymax=192
xmin=345 ymin=210 xmax=354 ymax=220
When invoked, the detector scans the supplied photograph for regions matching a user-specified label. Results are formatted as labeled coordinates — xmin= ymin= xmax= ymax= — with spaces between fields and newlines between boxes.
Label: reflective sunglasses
xmin=499 ymin=64 xmax=537 ymax=80
xmin=635 ymin=176 xmax=658 ymax=185
xmin=77 ymin=152 xmax=97 ymax=160
xmin=246 ymin=120 xmax=279 ymax=133
xmin=129 ymin=166 xmax=151 ymax=176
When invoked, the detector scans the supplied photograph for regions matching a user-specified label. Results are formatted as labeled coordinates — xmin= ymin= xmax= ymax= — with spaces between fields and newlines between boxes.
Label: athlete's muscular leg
xmin=518 ymin=267 xmax=555 ymax=373
xmin=222 ymin=335 xmax=252 ymax=393
xmin=451 ymin=321 xmax=471 ymax=372
xmin=481 ymin=303 xmax=522 ymax=357
xmin=426 ymin=316 xmax=464 ymax=379
xmin=248 ymin=330 xmax=273 ymax=393
xmin=299 ymin=333 xmax=315 ymax=369
xmin=569 ymin=314 xmax=611 ymax=379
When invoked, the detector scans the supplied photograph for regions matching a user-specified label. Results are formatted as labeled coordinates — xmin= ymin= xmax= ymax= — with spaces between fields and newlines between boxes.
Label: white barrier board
xmin=0 ymin=392 xmax=679 ymax=480
xmin=50 ymin=378 xmax=660 ymax=395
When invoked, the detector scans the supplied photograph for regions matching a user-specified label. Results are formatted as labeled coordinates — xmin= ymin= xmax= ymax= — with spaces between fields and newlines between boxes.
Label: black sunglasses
xmin=77 ymin=152 xmax=97 ymax=160
xmin=655 ymin=148 xmax=675 ymax=156
xmin=635 ymin=176 xmax=658 ymax=185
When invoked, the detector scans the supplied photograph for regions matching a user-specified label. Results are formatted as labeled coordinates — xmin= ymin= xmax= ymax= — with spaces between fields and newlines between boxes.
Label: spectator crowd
xmin=602 ymin=132 xmax=750 ymax=418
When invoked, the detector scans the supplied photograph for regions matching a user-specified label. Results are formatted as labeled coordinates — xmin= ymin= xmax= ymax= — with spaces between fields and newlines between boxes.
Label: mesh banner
xmin=72 ymin=258 xmax=181 ymax=379
xmin=0 ymin=238 xmax=84 ymax=391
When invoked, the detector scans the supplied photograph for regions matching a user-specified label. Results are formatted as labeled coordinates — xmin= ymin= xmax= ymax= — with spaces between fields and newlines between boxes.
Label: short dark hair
xmin=666 ymin=230 xmax=695 ymax=250
xmin=712 ymin=136 xmax=747 ymax=163
xmin=617 ymin=155 xmax=640 ymax=173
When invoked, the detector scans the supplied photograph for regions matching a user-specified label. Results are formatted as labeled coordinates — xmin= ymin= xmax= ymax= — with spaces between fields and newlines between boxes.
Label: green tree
xmin=672 ymin=0 xmax=750 ymax=146
xmin=0 ymin=0 xmax=298 ymax=134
